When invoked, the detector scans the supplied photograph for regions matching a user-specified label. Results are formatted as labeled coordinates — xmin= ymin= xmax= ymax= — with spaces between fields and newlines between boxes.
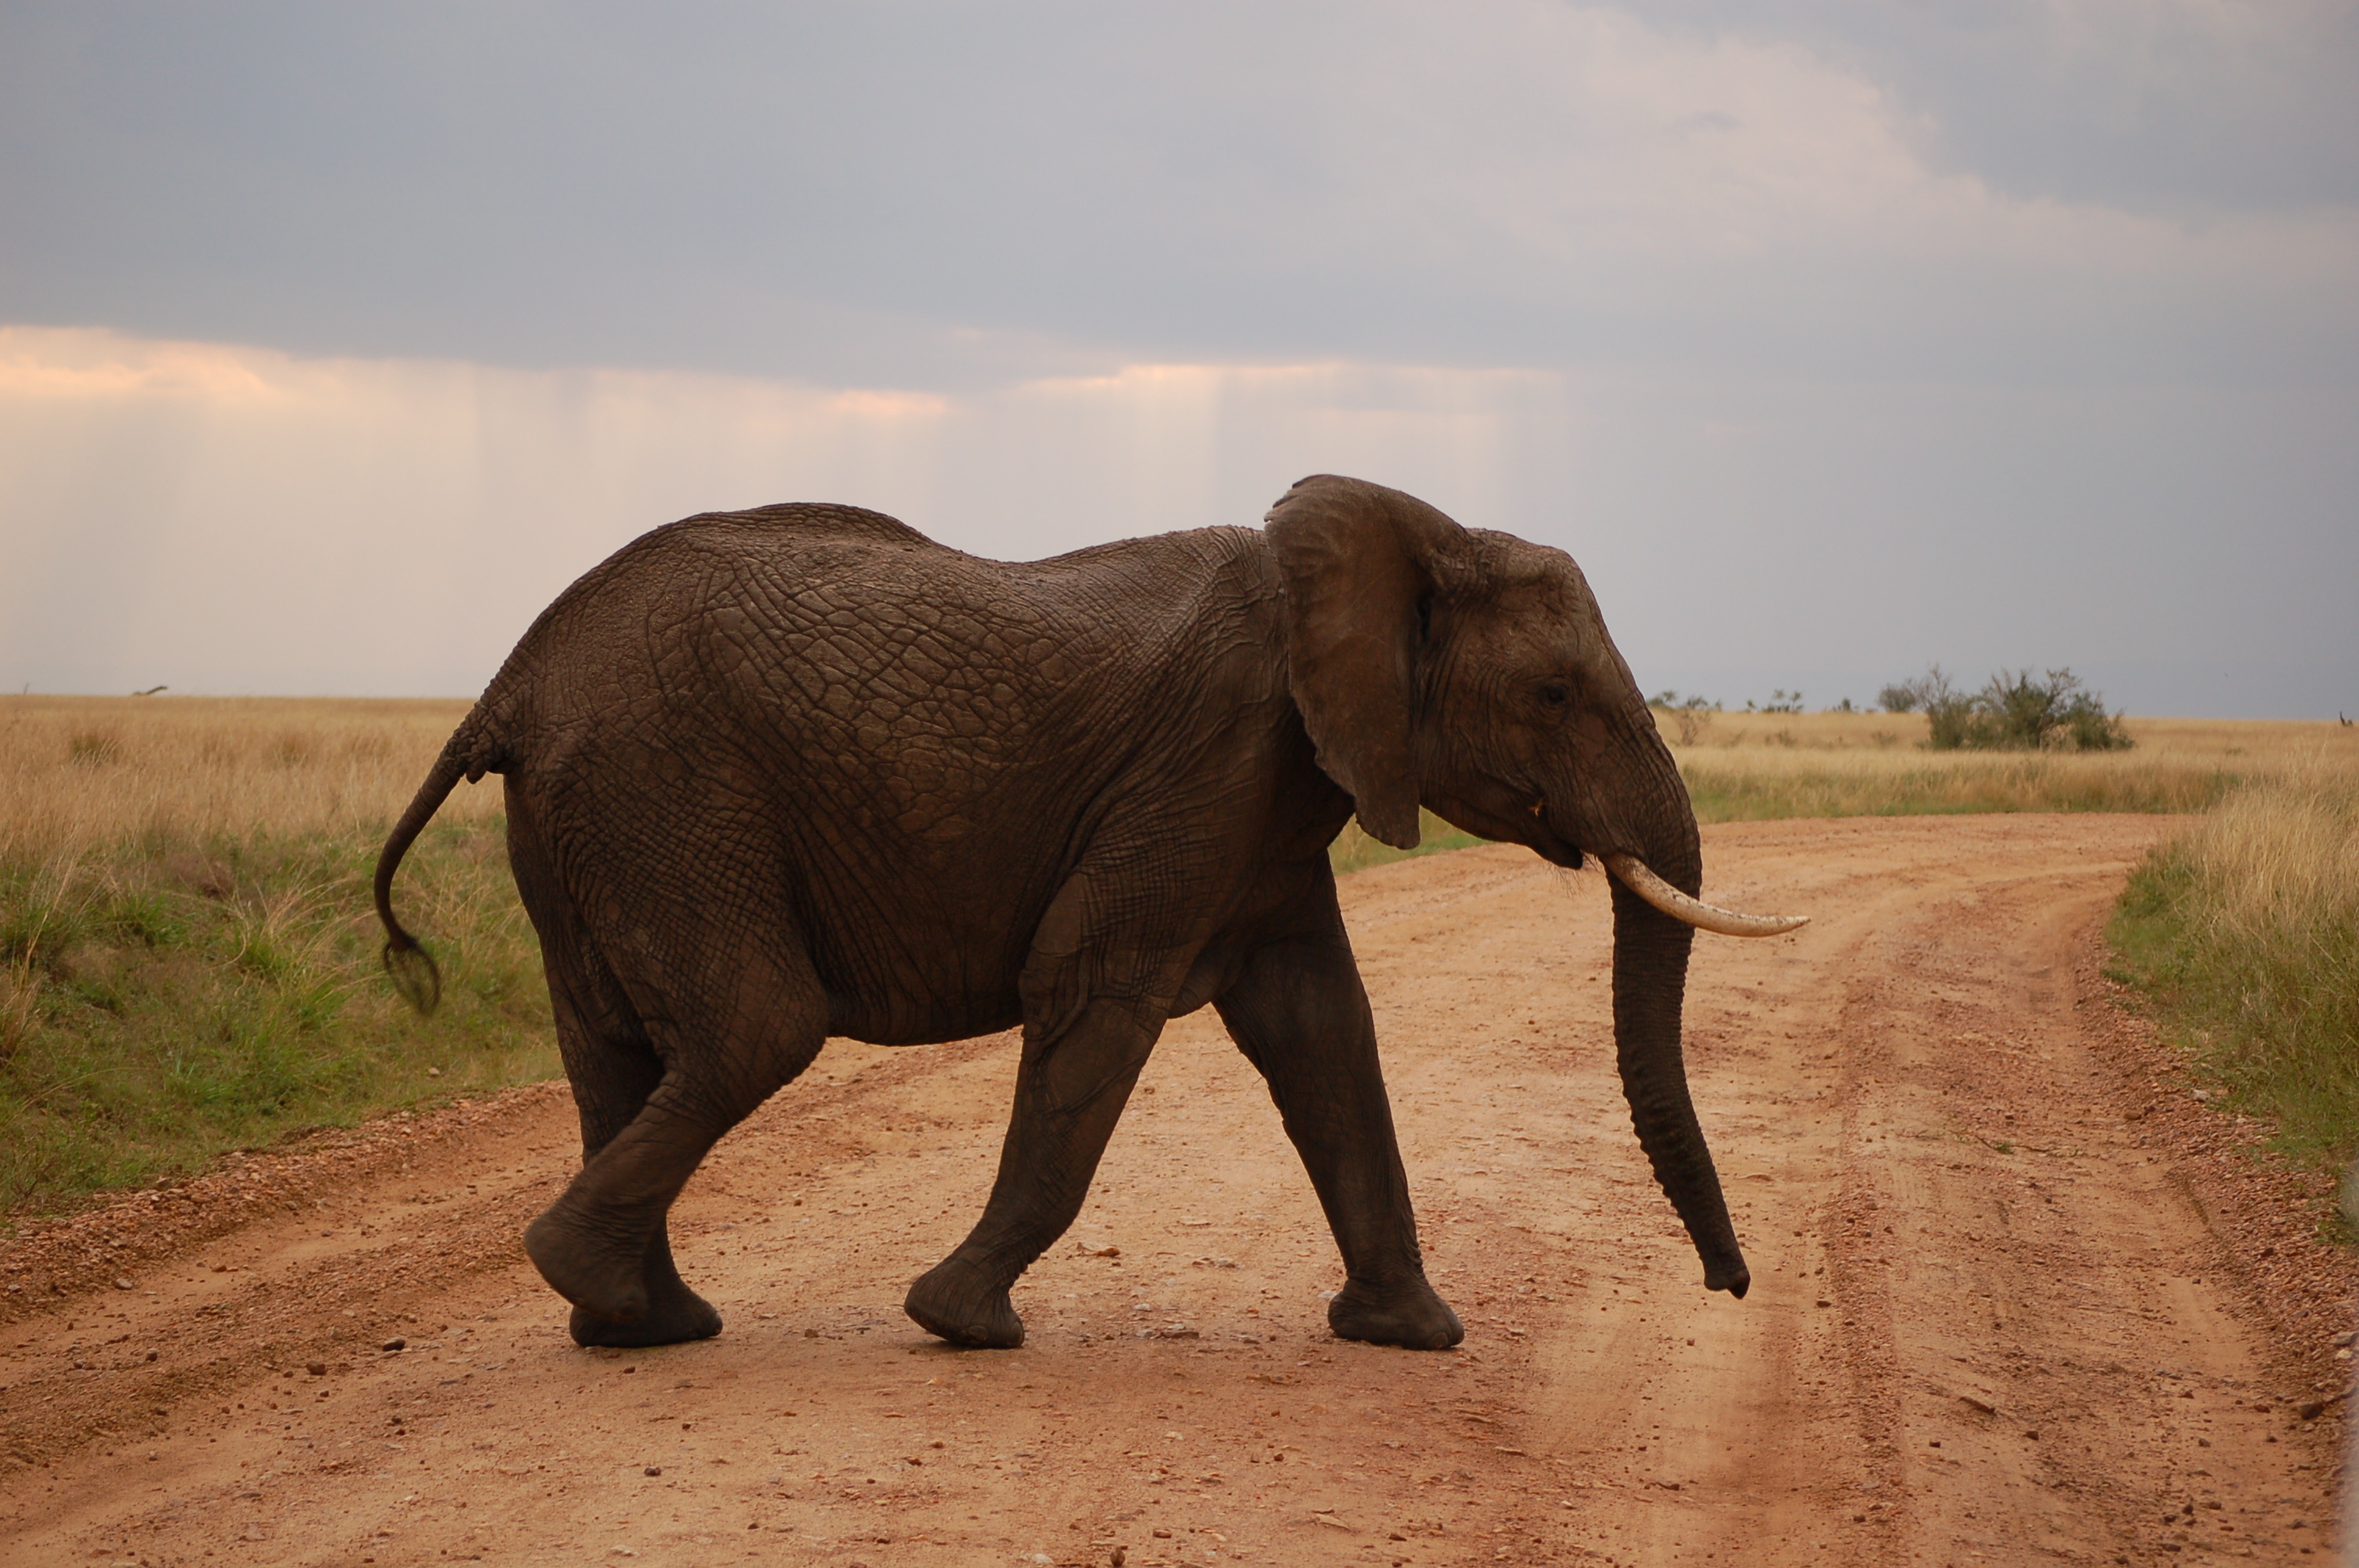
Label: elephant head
xmin=1267 ymin=474 xmax=1805 ymax=1299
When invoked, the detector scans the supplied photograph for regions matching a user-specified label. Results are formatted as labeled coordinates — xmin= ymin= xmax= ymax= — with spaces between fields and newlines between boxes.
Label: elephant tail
xmin=374 ymin=712 xmax=509 ymax=1016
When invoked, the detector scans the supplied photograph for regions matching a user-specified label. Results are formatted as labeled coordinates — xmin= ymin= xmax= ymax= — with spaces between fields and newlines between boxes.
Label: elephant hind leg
xmin=561 ymin=1225 xmax=714 ymax=1350
xmin=507 ymin=790 xmax=824 ymax=1346
xmin=522 ymin=946 xmax=826 ymax=1347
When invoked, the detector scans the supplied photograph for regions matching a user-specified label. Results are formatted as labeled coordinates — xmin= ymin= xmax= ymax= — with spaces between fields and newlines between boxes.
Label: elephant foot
xmin=1328 ymin=1274 xmax=1464 ymax=1350
xmin=568 ymin=1291 xmax=722 ymax=1349
xmin=904 ymin=1256 xmax=1025 ymax=1348
xmin=526 ymin=1207 xmax=723 ymax=1348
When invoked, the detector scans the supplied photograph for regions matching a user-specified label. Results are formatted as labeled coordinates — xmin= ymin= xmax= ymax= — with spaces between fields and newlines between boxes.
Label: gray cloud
xmin=4 ymin=2 xmax=2351 ymax=383
xmin=1647 ymin=0 xmax=2359 ymax=211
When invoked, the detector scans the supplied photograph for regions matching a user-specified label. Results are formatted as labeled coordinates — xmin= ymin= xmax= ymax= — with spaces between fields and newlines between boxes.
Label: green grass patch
xmin=0 ymin=820 xmax=554 ymax=1220
xmin=2105 ymin=771 xmax=2359 ymax=1172
xmin=1329 ymin=811 xmax=1488 ymax=875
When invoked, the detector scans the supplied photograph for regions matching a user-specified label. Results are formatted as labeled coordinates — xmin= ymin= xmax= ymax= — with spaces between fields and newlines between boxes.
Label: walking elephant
xmin=373 ymin=475 xmax=1804 ymax=1352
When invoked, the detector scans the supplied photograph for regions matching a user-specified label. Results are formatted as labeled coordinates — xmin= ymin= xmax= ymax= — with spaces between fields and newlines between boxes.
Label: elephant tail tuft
xmin=383 ymin=934 xmax=442 ymax=1018
xmin=374 ymin=713 xmax=510 ymax=1017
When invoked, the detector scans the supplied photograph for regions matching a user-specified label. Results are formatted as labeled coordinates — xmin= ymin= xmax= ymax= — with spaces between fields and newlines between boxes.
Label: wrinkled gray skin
xmin=373 ymin=475 xmax=1750 ymax=1352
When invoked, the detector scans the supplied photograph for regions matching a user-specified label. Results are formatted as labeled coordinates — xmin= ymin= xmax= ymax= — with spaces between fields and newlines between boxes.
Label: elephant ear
xmin=1264 ymin=474 xmax=1469 ymax=851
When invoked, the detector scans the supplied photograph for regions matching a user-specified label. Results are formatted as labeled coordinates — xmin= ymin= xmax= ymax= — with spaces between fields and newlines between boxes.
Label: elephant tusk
xmin=1601 ymin=854 xmax=1809 ymax=938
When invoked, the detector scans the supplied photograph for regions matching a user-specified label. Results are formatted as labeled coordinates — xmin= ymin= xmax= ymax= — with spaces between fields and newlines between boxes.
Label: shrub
xmin=1885 ymin=665 xmax=2131 ymax=752
xmin=1877 ymin=679 xmax=1925 ymax=713
xmin=1974 ymin=668 xmax=2131 ymax=751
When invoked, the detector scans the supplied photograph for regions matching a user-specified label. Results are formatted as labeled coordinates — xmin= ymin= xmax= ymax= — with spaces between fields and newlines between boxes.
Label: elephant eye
xmin=1539 ymin=683 xmax=1570 ymax=707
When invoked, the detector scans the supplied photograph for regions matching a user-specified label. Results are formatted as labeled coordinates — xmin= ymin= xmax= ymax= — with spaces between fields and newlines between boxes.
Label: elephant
xmin=373 ymin=474 xmax=1804 ymax=1353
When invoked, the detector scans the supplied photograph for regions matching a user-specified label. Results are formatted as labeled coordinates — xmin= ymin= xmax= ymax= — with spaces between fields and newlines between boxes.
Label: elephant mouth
xmin=1509 ymin=797 xmax=1586 ymax=871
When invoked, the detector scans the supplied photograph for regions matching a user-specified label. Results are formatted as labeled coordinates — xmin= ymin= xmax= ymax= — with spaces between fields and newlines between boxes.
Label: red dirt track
xmin=3 ymin=815 xmax=2350 ymax=1566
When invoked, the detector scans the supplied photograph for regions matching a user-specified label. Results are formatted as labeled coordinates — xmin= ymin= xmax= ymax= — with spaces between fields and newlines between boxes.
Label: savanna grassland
xmin=0 ymin=696 xmax=550 ymax=1218
xmin=1662 ymin=706 xmax=2354 ymax=820
xmin=6 ymin=695 xmax=2356 ymax=1219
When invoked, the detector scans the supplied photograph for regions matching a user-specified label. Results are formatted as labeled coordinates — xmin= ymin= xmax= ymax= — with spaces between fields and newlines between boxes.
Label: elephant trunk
xmin=1609 ymin=829 xmax=1750 ymax=1298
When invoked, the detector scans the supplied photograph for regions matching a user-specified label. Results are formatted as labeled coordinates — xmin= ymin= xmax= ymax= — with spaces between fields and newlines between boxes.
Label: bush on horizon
xmin=1881 ymin=665 xmax=2132 ymax=752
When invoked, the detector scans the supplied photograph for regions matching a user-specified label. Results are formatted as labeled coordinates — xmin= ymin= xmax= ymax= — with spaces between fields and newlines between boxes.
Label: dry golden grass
xmin=1659 ymin=709 xmax=2359 ymax=821
xmin=2178 ymin=765 xmax=2359 ymax=951
xmin=10 ymin=696 xmax=2348 ymax=859
xmin=2110 ymin=762 xmax=2359 ymax=1167
xmin=0 ymin=695 xmax=498 ymax=861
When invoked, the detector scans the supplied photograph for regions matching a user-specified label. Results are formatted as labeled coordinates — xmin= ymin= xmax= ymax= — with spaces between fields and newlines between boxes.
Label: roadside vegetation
xmin=0 ymin=697 xmax=551 ymax=1219
xmin=2108 ymin=765 xmax=2359 ymax=1172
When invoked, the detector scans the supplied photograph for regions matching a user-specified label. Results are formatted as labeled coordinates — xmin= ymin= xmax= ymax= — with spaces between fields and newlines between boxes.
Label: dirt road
xmin=3 ymin=815 xmax=2346 ymax=1566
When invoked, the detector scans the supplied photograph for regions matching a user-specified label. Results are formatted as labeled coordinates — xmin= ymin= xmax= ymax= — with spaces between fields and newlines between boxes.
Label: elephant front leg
xmin=1216 ymin=918 xmax=1463 ymax=1350
xmin=906 ymin=998 xmax=1158 ymax=1348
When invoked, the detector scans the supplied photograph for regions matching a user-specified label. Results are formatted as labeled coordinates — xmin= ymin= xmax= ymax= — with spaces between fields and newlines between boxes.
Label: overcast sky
xmin=3 ymin=2 xmax=2353 ymax=713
